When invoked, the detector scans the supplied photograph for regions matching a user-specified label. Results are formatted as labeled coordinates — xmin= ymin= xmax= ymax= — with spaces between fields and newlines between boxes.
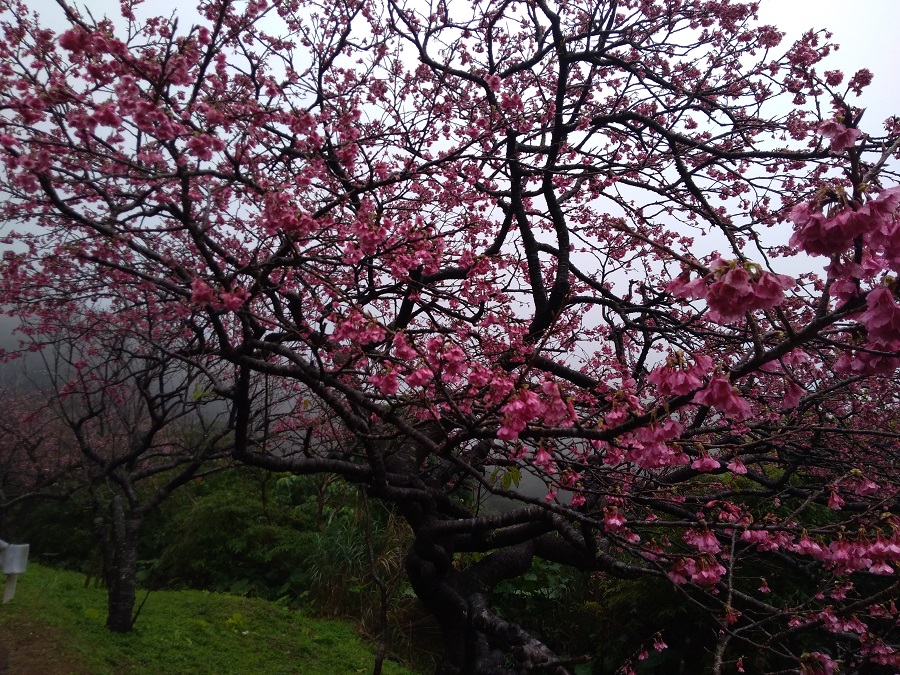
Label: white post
xmin=2 ymin=575 xmax=17 ymax=604
xmin=0 ymin=542 xmax=28 ymax=604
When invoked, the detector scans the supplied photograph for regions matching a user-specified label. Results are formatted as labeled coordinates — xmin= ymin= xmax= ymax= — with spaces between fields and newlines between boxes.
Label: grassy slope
xmin=0 ymin=564 xmax=417 ymax=674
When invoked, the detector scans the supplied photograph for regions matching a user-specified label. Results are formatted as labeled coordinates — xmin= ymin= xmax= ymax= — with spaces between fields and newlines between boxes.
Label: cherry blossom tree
xmin=0 ymin=388 xmax=81 ymax=520
xmin=1 ymin=0 xmax=900 ymax=670
xmin=2 ymin=305 xmax=238 ymax=632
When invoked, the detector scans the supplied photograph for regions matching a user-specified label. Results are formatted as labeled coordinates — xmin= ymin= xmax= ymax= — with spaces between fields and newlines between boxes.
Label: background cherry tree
xmin=1 ymin=0 xmax=900 ymax=671
xmin=0 ymin=303 xmax=239 ymax=632
xmin=0 ymin=387 xmax=81 ymax=517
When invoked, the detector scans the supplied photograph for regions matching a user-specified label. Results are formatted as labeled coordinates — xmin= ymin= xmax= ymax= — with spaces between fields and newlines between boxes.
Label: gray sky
xmin=756 ymin=0 xmax=900 ymax=126
xmin=6 ymin=0 xmax=898 ymax=374
xmin=25 ymin=0 xmax=899 ymax=120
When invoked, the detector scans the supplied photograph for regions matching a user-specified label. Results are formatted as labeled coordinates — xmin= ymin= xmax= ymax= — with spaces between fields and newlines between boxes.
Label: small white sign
xmin=0 ymin=540 xmax=29 ymax=603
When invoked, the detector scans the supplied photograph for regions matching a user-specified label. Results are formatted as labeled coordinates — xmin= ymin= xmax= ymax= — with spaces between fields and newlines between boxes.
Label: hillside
xmin=0 ymin=564 xmax=416 ymax=674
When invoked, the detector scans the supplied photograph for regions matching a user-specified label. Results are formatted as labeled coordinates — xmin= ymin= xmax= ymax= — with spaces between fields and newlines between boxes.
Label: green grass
xmin=0 ymin=564 xmax=418 ymax=674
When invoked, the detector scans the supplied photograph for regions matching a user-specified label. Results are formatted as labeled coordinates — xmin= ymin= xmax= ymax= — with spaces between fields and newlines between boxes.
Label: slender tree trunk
xmin=105 ymin=539 xmax=138 ymax=633
xmin=98 ymin=495 xmax=142 ymax=633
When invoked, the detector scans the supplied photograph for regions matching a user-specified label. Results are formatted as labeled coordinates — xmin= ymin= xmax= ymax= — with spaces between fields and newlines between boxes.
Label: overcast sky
xmin=5 ymin=0 xmax=898 ymax=363
xmin=24 ymin=0 xmax=899 ymax=120
xmin=757 ymin=0 xmax=900 ymax=126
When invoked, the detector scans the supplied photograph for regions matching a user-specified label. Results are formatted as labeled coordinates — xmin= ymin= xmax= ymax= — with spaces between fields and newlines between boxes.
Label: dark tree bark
xmin=4 ymin=0 xmax=900 ymax=671
xmin=98 ymin=496 xmax=141 ymax=634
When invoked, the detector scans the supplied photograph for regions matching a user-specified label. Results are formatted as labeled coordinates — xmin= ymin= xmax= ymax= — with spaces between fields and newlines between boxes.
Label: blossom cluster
xmin=789 ymin=186 xmax=900 ymax=259
xmin=667 ymin=258 xmax=794 ymax=323
xmin=496 ymin=381 xmax=576 ymax=441
xmin=789 ymin=186 xmax=900 ymax=370
xmin=190 ymin=279 xmax=250 ymax=311
xmin=622 ymin=419 xmax=687 ymax=470
xmin=647 ymin=351 xmax=712 ymax=397
xmin=667 ymin=555 xmax=726 ymax=586
xmin=817 ymin=119 xmax=863 ymax=152
xmin=739 ymin=528 xmax=900 ymax=576
xmin=692 ymin=375 xmax=751 ymax=421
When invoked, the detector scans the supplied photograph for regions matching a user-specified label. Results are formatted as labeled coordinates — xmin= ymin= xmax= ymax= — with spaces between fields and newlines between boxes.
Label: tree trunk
xmin=405 ymin=537 xmax=571 ymax=675
xmin=405 ymin=545 xmax=474 ymax=674
xmin=105 ymin=535 xmax=138 ymax=633
xmin=97 ymin=495 xmax=142 ymax=633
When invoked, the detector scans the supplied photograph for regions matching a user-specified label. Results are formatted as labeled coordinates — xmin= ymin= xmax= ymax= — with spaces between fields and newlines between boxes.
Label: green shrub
xmin=6 ymin=495 xmax=95 ymax=572
xmin=149 ymin=470 xmax=319 ymax=599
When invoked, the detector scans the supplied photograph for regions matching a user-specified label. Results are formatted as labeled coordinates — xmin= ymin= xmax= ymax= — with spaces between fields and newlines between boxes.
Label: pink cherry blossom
xmin=369 ymin=369 xmax=400 ymax=395
xmin=693 ymin=376 xmax=752 ymax=421
xmin=869 ymin=533 xmax=900 ymax=561
xmin=624 ymin=419 xmax=687 ymax=469
xmin=333 ymin=312 xmax=387 ymax=345
xmin=220 ymin=287 xmax=250 ymax=311
xmin=824 ymin=70 xmax=844 ymax=86
xmin=868 ymin=560 xmax=894 ymax=575
xmin=603 ymin=506 xmax=627 ymax=532
xmin=691 ymin=453 xmax=721 ymax=472
xmin=540 ymin=379 xmax=575 ymax=426
xmin=670 ymin=259 xmax=793 ymax=323
xmin=827 ymin=491 xmax=845 ymax=510
xmin=3 ymin=0 xmax=900 ymax=668
xmin=666 ymin=270 xmax=708 ymax=300
xmin=684 ymin=529 xmax=721 ymax=554
xmin=834 ymin=347 xmax=900 ymax=376
xmin=859 ymin=286 xmax=900 ymax=347
xmin=497 ymin=389 xmax=547 ymax=441
xmin=405 ymin=367 xmax=434 ymax=388
xmin=741 ymin=529 xmax=770 ymax=546
xmin=852 ymin=475 xmax=879 ymax=496
xmin=818 ymin=119 xmax=863 ymax=152
xmin=648 ymin=352 xmax=712 ymax=397
xmin=391 ymin=333 xmax=418 ymax=360
xmin=533 ymin=446 xmax=554 ymax=468
xmin=789 ymin=202 xmax=860 ymax=256
xmin=58 ymin=28 xmax=91 ymax=54
xmin=705 ymin=266 xmax=755 ymax=321
xmin=800 ymin=652 xmax=838 ymax=675
xmin=190 ymin=278 xmax=217 ymax=306
xmin=792 ymin=534 xmax=827 ymax=559
xmin=667 ymin=558 xmax=694 ymax=584
xmin=848 ymin=67 xmax=874 ymax=94
xmin=484 ymin=74 xmax=501 ymax=92
xmin=691 ymin=557 xmax=727 ymax=586
xmin=826 ymin=537 xmax=871 ymax=573
xmin=726 ymin=457 xmax=747 ymax=474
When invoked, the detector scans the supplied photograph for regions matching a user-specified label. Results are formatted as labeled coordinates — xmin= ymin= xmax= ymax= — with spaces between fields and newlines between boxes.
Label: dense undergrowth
xmin=7 ymin=469 xmax=444 ymax=672
xmin=4 ymin=468 xmax=846 ymax=674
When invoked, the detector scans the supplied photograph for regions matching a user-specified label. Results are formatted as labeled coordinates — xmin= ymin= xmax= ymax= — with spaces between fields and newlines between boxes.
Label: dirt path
xmin=0 ymin=621 xmax=92 ymax=674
